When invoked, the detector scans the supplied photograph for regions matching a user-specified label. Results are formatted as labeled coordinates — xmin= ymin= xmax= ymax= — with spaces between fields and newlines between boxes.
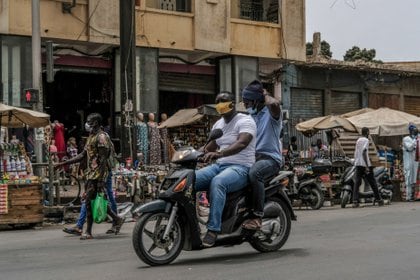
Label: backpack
xmin=94 ymin=131 xmax=118 ymax=170
xmin=105 ymin=133 xmax=118 ymax=170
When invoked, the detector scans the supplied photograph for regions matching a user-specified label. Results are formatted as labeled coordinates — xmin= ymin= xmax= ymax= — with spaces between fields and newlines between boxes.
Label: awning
xmin=158 ymin=109 xmax=203 ymax=128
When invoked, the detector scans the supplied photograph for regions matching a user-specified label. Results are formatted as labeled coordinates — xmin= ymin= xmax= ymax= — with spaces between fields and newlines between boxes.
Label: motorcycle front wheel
xmin=341 ymin=189 xmax=351 ymax=208
xmin=132 ymin=212 xmax=185 ymax=266
xmin=249 ymin=197 xmax=291 ymax=252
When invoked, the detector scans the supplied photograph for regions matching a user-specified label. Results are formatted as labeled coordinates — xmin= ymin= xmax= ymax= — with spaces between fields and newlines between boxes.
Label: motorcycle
xmin=340 ymin=160 xmax=394 ymax=208
xmin=284 ymin=157 xmax=329 ymax=210
xmin=131 ymin=129 xmax=296 ymax=266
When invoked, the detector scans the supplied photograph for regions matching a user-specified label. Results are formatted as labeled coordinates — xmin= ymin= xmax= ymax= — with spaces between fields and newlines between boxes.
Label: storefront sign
xmin=35 ymin=128 xmax=44 ymax=141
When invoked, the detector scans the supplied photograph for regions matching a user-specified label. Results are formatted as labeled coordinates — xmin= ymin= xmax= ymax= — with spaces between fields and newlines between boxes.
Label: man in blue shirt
xmin=241 ymin=80 xmax=283 ymax=230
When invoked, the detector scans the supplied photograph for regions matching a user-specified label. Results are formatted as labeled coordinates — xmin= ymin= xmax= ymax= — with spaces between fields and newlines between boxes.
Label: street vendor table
xmin=0 ymin=183 xmax=43 ymax=227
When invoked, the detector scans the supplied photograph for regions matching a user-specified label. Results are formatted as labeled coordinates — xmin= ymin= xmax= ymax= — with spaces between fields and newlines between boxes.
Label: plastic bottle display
xmin=0 ymin=142 xmax=31 ymax=182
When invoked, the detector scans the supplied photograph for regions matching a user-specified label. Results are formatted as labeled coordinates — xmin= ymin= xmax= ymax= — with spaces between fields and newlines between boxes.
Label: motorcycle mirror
xmin=202 ymin=129 xmax=223 ymax=152
xmin=208 ymin=128 xmax=223 ymax=142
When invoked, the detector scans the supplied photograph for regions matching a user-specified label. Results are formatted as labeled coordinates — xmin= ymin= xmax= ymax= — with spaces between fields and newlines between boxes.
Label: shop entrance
xmin=43 ymin=70 xmax=112 ymax=142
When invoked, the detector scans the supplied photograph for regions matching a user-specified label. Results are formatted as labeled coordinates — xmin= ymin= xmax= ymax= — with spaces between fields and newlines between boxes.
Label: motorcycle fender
xmin=299 ymin=179 xmax=318 ymax=189
xmin=131 ymin=199 xmax=171 ymax=216
xmin=342 ymin=184 xmax=352 ymax=192
xmin=263 ymin=201 xmax=282 ymax=218
xmin=277 ymin=188 xmax=297 ymax=221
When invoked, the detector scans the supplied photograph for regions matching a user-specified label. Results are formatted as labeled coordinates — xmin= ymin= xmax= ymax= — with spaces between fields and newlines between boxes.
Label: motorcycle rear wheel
xmin=132 ymin=212 xmax=184 ymax=266
xmin=309 ymin=187 xmax=324 ymax=210
xmin=249 ymin=197 xmax=291 ymax=252
xmin=341 ymin=190 xmax=351 ymax=208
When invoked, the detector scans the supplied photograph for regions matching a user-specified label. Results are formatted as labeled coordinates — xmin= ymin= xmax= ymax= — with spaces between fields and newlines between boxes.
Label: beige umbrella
xmin=347 ymin=107 xmax=420 ymax=136
xmin=340 ymin=107 xmax=374 ymax=118
xmin=296 ymin=115 xmax=357 ymax=136
xmin=158 ymin=108 xmax=203 ymax=128
xmin=0 ymin=103 xmax=50 ymax=128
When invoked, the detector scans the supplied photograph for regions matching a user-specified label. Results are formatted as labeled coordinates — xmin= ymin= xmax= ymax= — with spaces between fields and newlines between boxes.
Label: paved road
xmin=1 ymin=202 xmax=420 ymax=280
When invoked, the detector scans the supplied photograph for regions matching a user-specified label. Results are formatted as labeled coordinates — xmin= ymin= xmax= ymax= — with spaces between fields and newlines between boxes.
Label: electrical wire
xmin=70 ymin=13 xmax=118 ymax=38
xmin=74 ymin=0 xmax=107 ymax=41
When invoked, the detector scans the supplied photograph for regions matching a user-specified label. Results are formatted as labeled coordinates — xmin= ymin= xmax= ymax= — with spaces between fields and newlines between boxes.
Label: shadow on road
xmin=137 ymin=247 xmax=309 ymax=268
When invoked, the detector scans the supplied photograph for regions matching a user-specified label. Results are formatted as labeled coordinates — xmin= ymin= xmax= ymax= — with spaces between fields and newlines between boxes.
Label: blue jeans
xmin=76 ymin=173 xmax=117 ymax=228
xmin=195 ymin=163 xmax=249 ymax=232
xmin=249 ymin=157 xmax=281 ymax=217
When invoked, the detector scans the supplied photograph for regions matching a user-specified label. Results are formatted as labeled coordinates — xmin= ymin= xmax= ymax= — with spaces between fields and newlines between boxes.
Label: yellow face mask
xmin=215 ymin=101 xmax=233 ymax=115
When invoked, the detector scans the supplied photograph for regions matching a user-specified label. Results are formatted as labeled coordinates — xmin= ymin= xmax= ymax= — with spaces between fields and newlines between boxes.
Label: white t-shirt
xmin=354 ymin=136 xmax=371 ymax=167
xmin=212 ymin=113 xmax=256 ymax=168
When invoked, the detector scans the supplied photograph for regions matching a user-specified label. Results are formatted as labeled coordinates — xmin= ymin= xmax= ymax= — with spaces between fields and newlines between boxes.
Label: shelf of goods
xmin=0 ymin=142 xmax=42 ymax=226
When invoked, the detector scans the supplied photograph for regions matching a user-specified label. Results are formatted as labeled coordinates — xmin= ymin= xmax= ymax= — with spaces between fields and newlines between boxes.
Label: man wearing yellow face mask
xmin=195 ymin=92 xmax=257 ymax=247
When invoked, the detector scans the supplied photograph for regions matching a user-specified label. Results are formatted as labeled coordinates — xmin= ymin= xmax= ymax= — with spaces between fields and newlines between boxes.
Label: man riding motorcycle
xmin=241 ymin=80 xmax=283 ymax=230
xmin=194 ymin=91 xmax=257 ymax=247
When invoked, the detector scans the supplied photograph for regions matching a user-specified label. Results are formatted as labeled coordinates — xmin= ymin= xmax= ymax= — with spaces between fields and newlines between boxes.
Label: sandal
xmin=63 ymin=227 xmax=82 ymax=236
xmin=242 ymin=218 xmax=262 ymax=230
xmin=106 ymin=226 xmax=116 ymax=234
xmin=80 ymin=234 xmax=94 ymax=240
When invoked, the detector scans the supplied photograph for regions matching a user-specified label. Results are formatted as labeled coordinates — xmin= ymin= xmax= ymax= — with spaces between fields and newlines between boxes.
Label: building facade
xmin=0 ymin=0 xmax=306 ymax=146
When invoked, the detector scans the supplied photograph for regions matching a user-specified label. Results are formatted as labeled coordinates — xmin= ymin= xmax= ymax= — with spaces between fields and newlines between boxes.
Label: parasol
xmin=296 ymin=115 xmax=357 ymax=136
xmin=347 ymin=107 xmax=420 ymax=136
xmin=0 ymin=103 xmax=50 ymax=128
xmin=340 ymin=107 xmax=374 ymax=118
xmin=158 ymin=109 xmax=203 ymax=129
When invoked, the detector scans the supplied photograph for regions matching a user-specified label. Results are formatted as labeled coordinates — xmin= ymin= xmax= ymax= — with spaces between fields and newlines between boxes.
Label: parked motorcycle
xmin=340 ymin=160 xmax=394 ymax=208
xmin=284 ymin=157 xmax=329 ymax=210
xmin=131 ymin=129 xmax=296 ymax=266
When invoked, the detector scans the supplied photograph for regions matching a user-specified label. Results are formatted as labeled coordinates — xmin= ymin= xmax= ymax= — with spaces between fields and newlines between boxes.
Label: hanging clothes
xmin=159 ymin=126 xmax=169 ymax=164
xmin=53 ymin=122 xmax=66 ymax=160
xmin=136 ymin=122 xmax=149 ymax=165
xmin=148 ymin=121 xmax=162 ymax=165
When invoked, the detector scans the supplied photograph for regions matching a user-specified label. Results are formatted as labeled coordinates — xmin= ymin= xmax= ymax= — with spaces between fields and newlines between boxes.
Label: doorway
xmin=43 ymin=71 xmax=112 ymax=142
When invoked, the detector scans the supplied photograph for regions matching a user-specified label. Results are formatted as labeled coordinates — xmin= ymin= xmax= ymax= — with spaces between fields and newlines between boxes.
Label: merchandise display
xmin=169 ymin=125 xmax=210 ymax=149
xmin=0 ymin=141 xmax=36 ymax=184
xmin=0 ymin=139 xmax=41 ymax=226
xmin=112 ymin=163 xmax=168 ymax=204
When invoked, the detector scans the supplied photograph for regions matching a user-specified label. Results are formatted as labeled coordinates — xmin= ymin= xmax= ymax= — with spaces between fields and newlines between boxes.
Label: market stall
xmin=347 ymin=107 xmax=420 ymax=200
xmin=0 ymin=103 xmax=50 ymax=227
xmin=294 ymin=109 xmax=378 ymax=201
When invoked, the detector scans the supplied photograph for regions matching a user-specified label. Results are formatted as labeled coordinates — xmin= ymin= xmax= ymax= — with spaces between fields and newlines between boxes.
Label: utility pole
xmin=31 ymin=0 xmax=44 ymax=168
xmin=119 ymin=0 xmax=136 ymax=161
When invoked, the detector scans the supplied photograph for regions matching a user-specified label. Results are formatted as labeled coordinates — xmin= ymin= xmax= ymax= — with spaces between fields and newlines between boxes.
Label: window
xmin=236 ymin=0 xmax=279 ymax=23
xmin=0 ymin=36 xmax=32 ymax=107
xmin=147 ymin=0 xmax=191 ymax=12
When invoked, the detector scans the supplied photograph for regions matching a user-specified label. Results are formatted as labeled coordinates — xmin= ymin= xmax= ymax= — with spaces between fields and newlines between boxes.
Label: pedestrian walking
xmin=352 ymin=127 xmax=384 ymax=208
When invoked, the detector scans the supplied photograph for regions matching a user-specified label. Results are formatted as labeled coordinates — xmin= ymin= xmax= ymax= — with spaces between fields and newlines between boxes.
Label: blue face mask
xmin=246 ymin=107 xmax=258 ymax=115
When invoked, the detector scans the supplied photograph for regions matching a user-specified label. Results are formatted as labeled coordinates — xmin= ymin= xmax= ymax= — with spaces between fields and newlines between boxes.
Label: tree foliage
xmin=306 ymin=41 xmax=332 ymax=59
xmin=343 ymin=46 xmax=383 ymax=63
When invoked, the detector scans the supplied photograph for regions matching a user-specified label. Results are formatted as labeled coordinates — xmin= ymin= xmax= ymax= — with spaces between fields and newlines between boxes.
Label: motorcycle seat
xmin=382 ymin=184 xmax=394 ymax=191
xmin=373 ymin=166 xmax=385 ymax=177
xmin=225 ymin=188 xmax=248 ymax=203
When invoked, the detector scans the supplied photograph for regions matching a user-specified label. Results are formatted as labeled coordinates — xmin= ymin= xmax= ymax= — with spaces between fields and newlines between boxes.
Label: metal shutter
xmin=331 ymin=91 xmax=361 ymax=115
xmin=159 ymin=72 xmax=215 ymax=95
xmin=290 ymin=88 xmax=324 ymax=121
xmin=405 ymin=96 xmax=420 ymax=116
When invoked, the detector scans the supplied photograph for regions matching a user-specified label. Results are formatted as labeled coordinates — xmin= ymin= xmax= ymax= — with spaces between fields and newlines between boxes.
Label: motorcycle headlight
xmin=171 ymin=149 xmax=193 ymax=162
